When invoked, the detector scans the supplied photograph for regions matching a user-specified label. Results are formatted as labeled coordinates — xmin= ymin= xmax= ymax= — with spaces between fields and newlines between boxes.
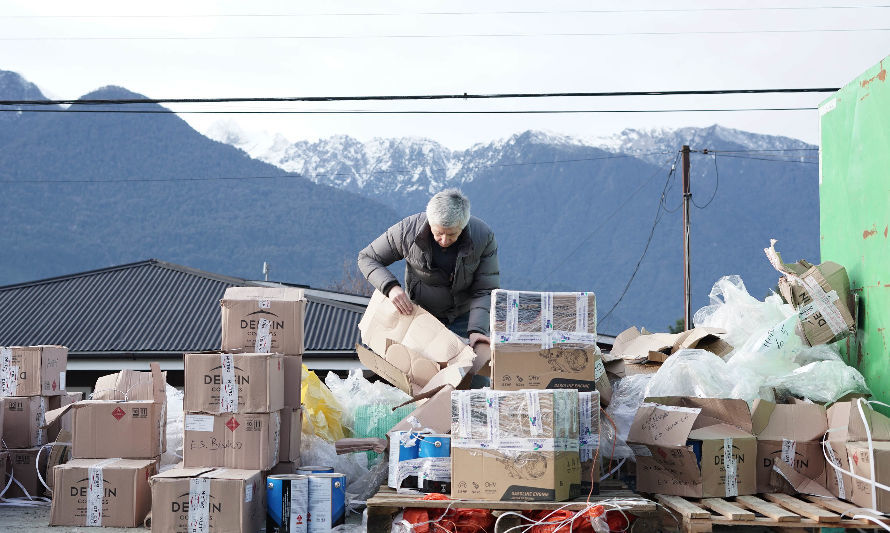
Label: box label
xmin=0 ymin=346 xmax=16 ymax=396
xmin=185 ymin=415 xmax=215 ymax=432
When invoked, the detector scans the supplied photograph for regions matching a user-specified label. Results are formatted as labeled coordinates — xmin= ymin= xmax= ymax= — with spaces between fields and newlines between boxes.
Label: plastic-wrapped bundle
xmin=160 ymin=384 xmax=184 ymax=471
xmin=491 ymin=290 xmax=597 ymax=348
xmin=772 ymin=360 xmax=871 ymax=404
xmin=602 ymin=375 xmax=652 ymax=460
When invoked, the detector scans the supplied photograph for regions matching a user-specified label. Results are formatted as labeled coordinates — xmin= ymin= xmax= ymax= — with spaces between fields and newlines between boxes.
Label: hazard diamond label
xmin=52 ymin=380 xmax=57 ymax=391
xmin=112 ymin=407 xmax=126 ymax=420
xmin=226 ymin=417 xmax=240 ymax=432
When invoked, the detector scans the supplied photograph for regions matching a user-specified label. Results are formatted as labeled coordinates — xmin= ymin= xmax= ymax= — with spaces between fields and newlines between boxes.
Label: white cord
xmin=600 ymin=458 xmax=626 ymax=482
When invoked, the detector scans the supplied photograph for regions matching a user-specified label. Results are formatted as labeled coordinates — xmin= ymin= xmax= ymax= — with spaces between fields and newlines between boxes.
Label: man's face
xmin=430 ymin=224 xmax=462 ymax=248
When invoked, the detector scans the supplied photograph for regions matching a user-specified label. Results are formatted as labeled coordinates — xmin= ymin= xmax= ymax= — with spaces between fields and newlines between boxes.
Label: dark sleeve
xmin=466 ymin=231 xmax=500 ymax=336
xmin=357 ymin=219 xmax=408 ymax=294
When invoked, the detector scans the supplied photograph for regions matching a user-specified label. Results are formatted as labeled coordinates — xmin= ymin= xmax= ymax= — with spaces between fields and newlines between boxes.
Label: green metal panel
xmin=819 ymin=55 xmax=890 ymax=410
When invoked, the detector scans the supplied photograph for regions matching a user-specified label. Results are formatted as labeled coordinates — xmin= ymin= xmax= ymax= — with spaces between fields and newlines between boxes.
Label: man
xmin=357 ymin=189 xmax=499 ymax=353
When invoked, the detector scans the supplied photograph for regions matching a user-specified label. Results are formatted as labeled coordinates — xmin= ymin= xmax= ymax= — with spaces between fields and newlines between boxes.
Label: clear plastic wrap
xmin=325 ymin=369 xmax=412 ymax=433
xmin=491 ymin=290 xmax=597 ymax=349
xmin=725 ymin=314 xmax=804 ymax=378
xmin=603 ymin=375 xmax=652 ymax=460
xmin=451 ymin=390 xmax=579 ymax=441
xmin=300 ymin=432 xmax=380 ymax=513
xmin=772 ymin=360 xmax=871 ymax=404
xmin=159 ymin=384 xmax=184 ymax=471
xmin=693 ymin=275 xmax=794 ymax=349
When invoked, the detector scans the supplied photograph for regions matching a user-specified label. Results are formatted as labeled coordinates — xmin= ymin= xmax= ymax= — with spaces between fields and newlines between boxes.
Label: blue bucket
xmin=266 ymin=474 xmax=309 ymax=533
xmin=307 ymin=472 xmax=346 ymax=533
xmin=418 ymin=434 xmax=451 ymax=494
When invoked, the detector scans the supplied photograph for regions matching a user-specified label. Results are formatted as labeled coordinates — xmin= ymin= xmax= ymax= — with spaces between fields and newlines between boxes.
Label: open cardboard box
xmin=628 ymin=397 xmax=757 ymax=498
xmin=823 ymin=400 xmax=890 ymax=506
xmin=44 ymin=363 xmax=166 ymax=459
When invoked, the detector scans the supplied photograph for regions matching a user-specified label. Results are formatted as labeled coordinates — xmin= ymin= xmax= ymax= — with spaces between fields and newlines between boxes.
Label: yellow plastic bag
xmin=300 ymin=365 xmax=347 ymax=442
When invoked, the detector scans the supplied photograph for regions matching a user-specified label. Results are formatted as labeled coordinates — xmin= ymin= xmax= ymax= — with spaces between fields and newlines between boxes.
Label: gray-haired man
xmin=357 ymin=189 xmax=500 ymax=350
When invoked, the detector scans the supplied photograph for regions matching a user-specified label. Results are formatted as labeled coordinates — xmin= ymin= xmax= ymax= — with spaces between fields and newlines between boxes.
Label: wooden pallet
xmin=654 ymin=492 xmax=890 ymax=532
xmin=366 ymin=482 xmax=657 ymax=533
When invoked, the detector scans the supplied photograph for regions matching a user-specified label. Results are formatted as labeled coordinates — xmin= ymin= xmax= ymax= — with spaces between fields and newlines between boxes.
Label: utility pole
xmin=681 ymin=145 xmax=692 ymax=330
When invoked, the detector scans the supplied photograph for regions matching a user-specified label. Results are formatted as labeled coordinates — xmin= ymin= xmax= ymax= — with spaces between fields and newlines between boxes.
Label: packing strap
xmin=255 ymin=318 xmax=272 ymax=353
xmin=486 ymin=391 xmax=500 ymax=447
xmin=0 ymin=347 xmax=16 ymax=397
xmin=579 ymin=392 xmax=600 ymax=462
xmin=188 ymin=477 xmax=211 ymax=533
xmin=219 ymin=353 xmax=238 ymax=413
xmin=86 ymin=458 xmax=120 ymax=526
xmin=822 ymin=399 xmax=890 ymax=513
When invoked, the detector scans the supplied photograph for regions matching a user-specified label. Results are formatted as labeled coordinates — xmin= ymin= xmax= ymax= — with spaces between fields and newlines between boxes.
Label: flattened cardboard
xmin=628 ymin=398 xmax=757 ymax=498
xmin=846 ymin=441 xmax=890 ymax=513
xmin=183 ymin=411 xmax=280 ymax=470
xmin=751 ymin=400 xmax=829 ymax=494
xmin=50 ymin=458 xmax=157 ymax=527
xmin=611 ymin=326 xmax=731 ymax=364
xmin=0 ymin=345 xmax=67 ymax=397
xmin=149 ymin=467 xmax=265 ymax=533
xmin=1 ymin=396 xmax=48 ymax=448
xmin=220 ymin=286 xmax=306 ymax=355
xmin=279 ymin=407 xmax=302 ymax=463
xmin=283 ymin=355 xmax=303 ymax=408
xmin=184 ymin=352 xmax=284 ymax=414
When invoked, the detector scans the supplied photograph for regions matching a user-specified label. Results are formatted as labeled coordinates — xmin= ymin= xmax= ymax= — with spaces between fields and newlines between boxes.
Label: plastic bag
xmin=301 ymin=365 xmax=347 ymax=442
xmin=325 ymin=369 xmax=412 ymax=433
xmin=725 ymin=314 xmax=804 ymax=378
xmin=772 ymin=360 xmax=871 ymax=404
xmin=160 ymin=384 xmax=184 ymax=471
xmin=603 ymin=375 xmax=652 ymax=460
xmin=693 ymin=275 xmax=794 ymax=349
xmin=644 ymin=348 xmax=772 ymax=405
xmin=300 ymin=433 xmax=381 ymax=513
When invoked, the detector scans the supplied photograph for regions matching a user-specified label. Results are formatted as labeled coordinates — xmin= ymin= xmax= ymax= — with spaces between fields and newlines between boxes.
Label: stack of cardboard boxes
xmin=0 ymin=345 xmax=74 ymax=500
xmin=47 ymin=363 xmax=166 ymax=527
xmin=149 ymin=286 xmax=305 ymax=532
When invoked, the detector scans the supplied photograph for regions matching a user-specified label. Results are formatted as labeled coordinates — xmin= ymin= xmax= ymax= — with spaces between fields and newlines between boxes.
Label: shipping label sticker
xmin=59 ymin=371 xmax=66 ymax=391
xmin=781 ymin=439 xmax=796 ymax=465
xmin=594 ymin=358 xmax=606 ymax=380
xmin=579 ymin=392 xmax=594 ymax=461
xmin=724 ymin=438 xmax=738 ymax=498
xmin=219 ymin=354 xmax=238 ymax=413
xmin=244 ymin=481 xmax=253 ymax=503
xmin=0 ymin=346 xmax=16 ymax=397
xmin=257 ymin=299 xmax=271 ymax=309
xmin=254 ymin=318 xmax=272 ymax=353
xmin=188 ymin=477 xmax=211 ymax=533
xmin=185 ymin=414 xmax=216 ymax=432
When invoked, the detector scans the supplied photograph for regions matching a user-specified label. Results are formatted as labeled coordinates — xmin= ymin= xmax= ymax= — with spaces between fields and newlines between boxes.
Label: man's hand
xmin=468 ymin=332 xmax=490 ymax=348
xmin=388 ymin=285 xmax=414 ymax=315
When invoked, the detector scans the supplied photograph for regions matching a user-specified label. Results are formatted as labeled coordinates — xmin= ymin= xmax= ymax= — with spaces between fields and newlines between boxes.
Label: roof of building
xmin=0 ymin=259 xmax=368 ymax=357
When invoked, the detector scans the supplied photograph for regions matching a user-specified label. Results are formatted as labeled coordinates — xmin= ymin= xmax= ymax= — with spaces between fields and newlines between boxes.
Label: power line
xmin=600 ymin=157 xmax=680 ymax=324
xmin=1 ymin=27 xmax=887 ymax=41
xmin=549 ymin=153 xmax=680 ymax=277
xmin=0 ymin=88 xmax=841 ymax=107
xmin=711 ymin=153 xmax=818 ymax=164
xmin=4 ymin=5 xmax=888 ymax=18
xmin=691 ymin=154 xmax=719 ymax=209
xmin=0 ymin=107 xmax=820 ymax=115
xmin=0 ymin=151 xmax=672 ymax=184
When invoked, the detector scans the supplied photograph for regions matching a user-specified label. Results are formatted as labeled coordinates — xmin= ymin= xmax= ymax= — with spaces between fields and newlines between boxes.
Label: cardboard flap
xmin=393 ymin=385 xmax=447 ymax=410
xmin=151 ymin=466 xmax=215 ymax=480
xmin=628 ymin=403 xmax=701 ymax=447
xmin=93 ymin=366 xmax=168 ymax=402
xmin=688 ymin=423 xmax=753 ymax=440
xmin=150 ymin=362 xmax=165 ymax=403
xmin=648 ymin=397 xmax=753 ymax=433
xmin=611 ymin=327 xmax=674 ymax=362
xmin=389 ymin=385 xmax=454 ymax=436
xmin=772 ymin=460 xmax=833 ymax=496
xmin=673 ymin=328 xmax=732 ymax=357
xmin=42 ymin=404 xmax=76 ymax=429
xmin=752 ymin=400 xmax=827 ymax=440
xmin=222 ymin=286 xmax=305 ymax=301
xmin=356 ymin=344 xmax=411 ymax=394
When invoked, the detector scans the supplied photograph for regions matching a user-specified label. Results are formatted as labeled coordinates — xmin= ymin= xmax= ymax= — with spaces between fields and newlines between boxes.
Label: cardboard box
xmin=183 ymin=411 xmax=280 ymax=470
xmin=44 ymin=363 xmax=167 ymax=459
xmin=4 ymin=447 xmax=46 ymax=499
xmin=185 ymin=352 xmax=284 ymax=414
xmin=766 ymin=241 xmax=855 ymax=346
xmin=491 ymin=345 xmax=610 ymax=399
xmin=451 ymin=389 xmax=581 ymax=501
xmin=579 ymin=391 xmax=601 ymax=493
xmin=91 ymin=368 xmax=168 ymax=401
xmin=279 ymin=407 xmax=302 ymax=463
xmin=221 ymin=286 xmax=306 ymax=355
xmin=283 ymin=355 xmax=302 ymax=408
xmin=389 ymin=385 xmax=455 ymax=436
xmin=50 ymin=458 xmax=157 ymax=527
xmin=751 ymin=399 xmax=829 ymax=494
xmin=268 ymin=461 xmax=301 ymax=476
xmin=823 ymin=400 xmax=890 ymax=500
xmin=628 ymin=397 xmax=757 ymax=498
xmin=0 ymin=345 xmax=67 ymax=397
xmin=149 ymin=467 xmax=265 ymax=533
xmin=610 ymin=326 xmax=731 ymax=364
xmin=47 ymin=392 xmax=82 ymax=442
xmin=845 ymin=441 xmax=890 ymax=512
xmin=357 ymin=292 xmax=476 ymax=395
xmin=1 ymin=396 xmax=48 ymax=448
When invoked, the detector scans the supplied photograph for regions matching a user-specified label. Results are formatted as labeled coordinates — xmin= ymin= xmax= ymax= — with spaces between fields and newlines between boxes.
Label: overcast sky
xmin=2 ymin=0 xmax=888 ymax=148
